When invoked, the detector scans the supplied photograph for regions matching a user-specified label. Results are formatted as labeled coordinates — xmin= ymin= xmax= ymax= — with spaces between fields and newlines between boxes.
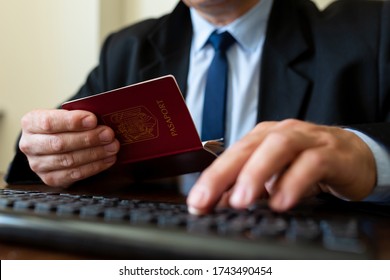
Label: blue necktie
xmin=201 ymin=31 xmax=236 ymax=141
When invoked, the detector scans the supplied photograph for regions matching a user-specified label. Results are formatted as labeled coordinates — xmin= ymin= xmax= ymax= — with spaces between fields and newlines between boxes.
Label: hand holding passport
xmin=62 ymin=75 xmax=221 ymax=180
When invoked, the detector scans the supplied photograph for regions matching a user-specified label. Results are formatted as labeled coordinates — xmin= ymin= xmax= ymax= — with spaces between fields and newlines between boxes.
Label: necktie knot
xmin=208 ymin=31 xmax=236 ymax=53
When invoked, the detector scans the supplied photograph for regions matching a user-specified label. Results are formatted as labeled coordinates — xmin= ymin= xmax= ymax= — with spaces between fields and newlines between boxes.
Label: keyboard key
xmin=286 ymin=218 xmax=321 ymax=241
xmin=104 ymin=208 xmax=129 ymax=220
xmin=0 ymin=198 xmax=15 ymax=208
xmin=35 ymin=202 xmax=58 ymax=213
xmin=129 ymin=209 xmax=156 ymax=224
xmin=80 ymin=205 xmax=105 ymax=218
xmin=321 ymin=219 xmax=366 ymax=253
xmin=251 ymin=215 xmax=289 ymax=238
xmin=13 ymin=199 xmax=36 ymax=210
xmin=56 ymin=203 xmax=84 ymax=215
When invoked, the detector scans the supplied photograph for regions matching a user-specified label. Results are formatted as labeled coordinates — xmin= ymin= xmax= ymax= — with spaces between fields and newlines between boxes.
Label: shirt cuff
xmin=346 ymin=129 xmax=390 ymax=202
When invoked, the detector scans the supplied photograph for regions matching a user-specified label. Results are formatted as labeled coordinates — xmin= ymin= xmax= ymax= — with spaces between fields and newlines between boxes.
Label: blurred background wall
xmin=0 ymin=0 xmax=333 ymax=173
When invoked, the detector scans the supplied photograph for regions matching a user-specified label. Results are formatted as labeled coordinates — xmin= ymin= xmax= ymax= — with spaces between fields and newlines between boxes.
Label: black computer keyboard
xmin=0 ymin=189 xmax=374 ymax=259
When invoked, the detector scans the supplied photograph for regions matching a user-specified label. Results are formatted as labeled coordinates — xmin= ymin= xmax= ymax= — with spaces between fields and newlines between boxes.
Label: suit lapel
xmin=139 ymin=2 xmax=192 ymax=96
xmin=138 ymin=0 xmax=315 ymax=121
xmin=258 ymin=0 xmax=314 ymax=122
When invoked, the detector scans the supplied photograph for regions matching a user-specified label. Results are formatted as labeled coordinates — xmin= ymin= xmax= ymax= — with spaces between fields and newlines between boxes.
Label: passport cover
xmin=62 ymin=75 xmax=218 ymax=180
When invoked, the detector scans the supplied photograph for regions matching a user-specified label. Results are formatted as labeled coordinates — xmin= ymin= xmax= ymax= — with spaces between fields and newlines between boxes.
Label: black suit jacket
xmin=6 ymin=0 xmax=390 ymax=184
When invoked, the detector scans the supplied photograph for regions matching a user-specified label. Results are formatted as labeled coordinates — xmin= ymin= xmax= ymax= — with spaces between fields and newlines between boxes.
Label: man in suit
xmin=6 ymin=0 xmax=390 ymax=214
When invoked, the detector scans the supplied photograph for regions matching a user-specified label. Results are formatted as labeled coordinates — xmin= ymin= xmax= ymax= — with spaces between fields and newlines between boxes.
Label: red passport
xmin=62 ymin=75 xmax=221 ymax=180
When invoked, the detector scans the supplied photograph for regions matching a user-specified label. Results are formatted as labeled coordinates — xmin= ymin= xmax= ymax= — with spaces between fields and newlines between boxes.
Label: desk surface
xmin=0 ymin=172 xmax=185 ymax=260
xmin=1 ymin=172 xmax=390 ymax=260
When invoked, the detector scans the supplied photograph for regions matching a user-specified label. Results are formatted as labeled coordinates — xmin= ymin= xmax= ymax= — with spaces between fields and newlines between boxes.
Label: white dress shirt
xmin=185 ymin=0 xmax=273 ymax=147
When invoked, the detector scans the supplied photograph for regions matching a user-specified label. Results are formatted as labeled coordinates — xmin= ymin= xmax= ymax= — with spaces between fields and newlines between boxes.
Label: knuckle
xmin=58 ymin=153 xmax=76 ymax=168
xmin=28 ymin=159 xmax=43 ymax=173
xmin=254 ymin=121 xmax=271 ymax=131
xmin=37 ymin=112 xmax=53 ymax=132
xmin=39 ymin=173 xmax=60 ymax=187
xmin=49 ymin=135 xmax=65 ymax=152
xmin=267 ymin=131 xmax=293 ymax=147
xmin=325 ymin=132 xmax=338 ymax=145
xmin=88 ymin=147 xmax=103 ymax=162
xmin=68 ymin=162 xmax=102 ymax=182
xmin=82 ymin=134 xmax=93 ymax=147
xmin=318 ymin=130 xmax=339 ymax=148
xmin=252 ymin=121 xmax=277 ymax=134
xmin=20 ymin=113 xmax=31 ymax=129
xmin=69 ymin=168 xmax=84 ymax=181
xmin=82 ymin=128 xmax=107 ymax=148
xmin=64 ymin=111 xmax=83 ymax=131
xmin=278 ymin=118 xmax=301 ymax=128
xmin=79 ymin=148 xmax=98 ymax=163
xmin=306 ymin=151 xmax=328 ymax=170
xmin=233 ymin=137 xmax=258 ymax=153
xmin=18 ymin=137 xmax=30 ymax=154
xmin=21 ymin=110 xmax=42 ymax=130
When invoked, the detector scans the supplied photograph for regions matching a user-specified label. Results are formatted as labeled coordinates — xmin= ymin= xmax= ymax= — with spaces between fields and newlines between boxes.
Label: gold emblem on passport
xmin=103 ymin=106 xmax=159 ymax=144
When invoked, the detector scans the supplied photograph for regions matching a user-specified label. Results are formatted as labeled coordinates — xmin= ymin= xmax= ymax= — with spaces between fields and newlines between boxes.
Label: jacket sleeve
xmin=350 ymin=1 xmax=390 ymax=147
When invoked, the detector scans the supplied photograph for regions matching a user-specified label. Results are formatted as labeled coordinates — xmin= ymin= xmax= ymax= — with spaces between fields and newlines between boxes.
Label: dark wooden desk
xmin=1 ymin=172 xmax=390 ymax=260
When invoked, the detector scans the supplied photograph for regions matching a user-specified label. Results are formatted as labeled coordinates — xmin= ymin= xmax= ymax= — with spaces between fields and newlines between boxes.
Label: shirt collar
xmin=190 ymin=0 xmax=274 ymax=53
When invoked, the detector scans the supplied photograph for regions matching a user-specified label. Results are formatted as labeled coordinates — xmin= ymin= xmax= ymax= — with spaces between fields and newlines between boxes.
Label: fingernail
xmin=188 ymin=206 xmax=206 ymax=216
xmin=230 ymin=186 xmax=250 ymax=208
xmin=104 ymin=142 xmax=119 ymax=153
xmin=99 ymin=129 xmax=113 ymax=142
xmin=103 ymin=156 xmax=116 ymax=164
xmin=187 ymin=188 xmax=205 ymax=206
xmin=82 ymin=115 xmax=96 ymax=129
